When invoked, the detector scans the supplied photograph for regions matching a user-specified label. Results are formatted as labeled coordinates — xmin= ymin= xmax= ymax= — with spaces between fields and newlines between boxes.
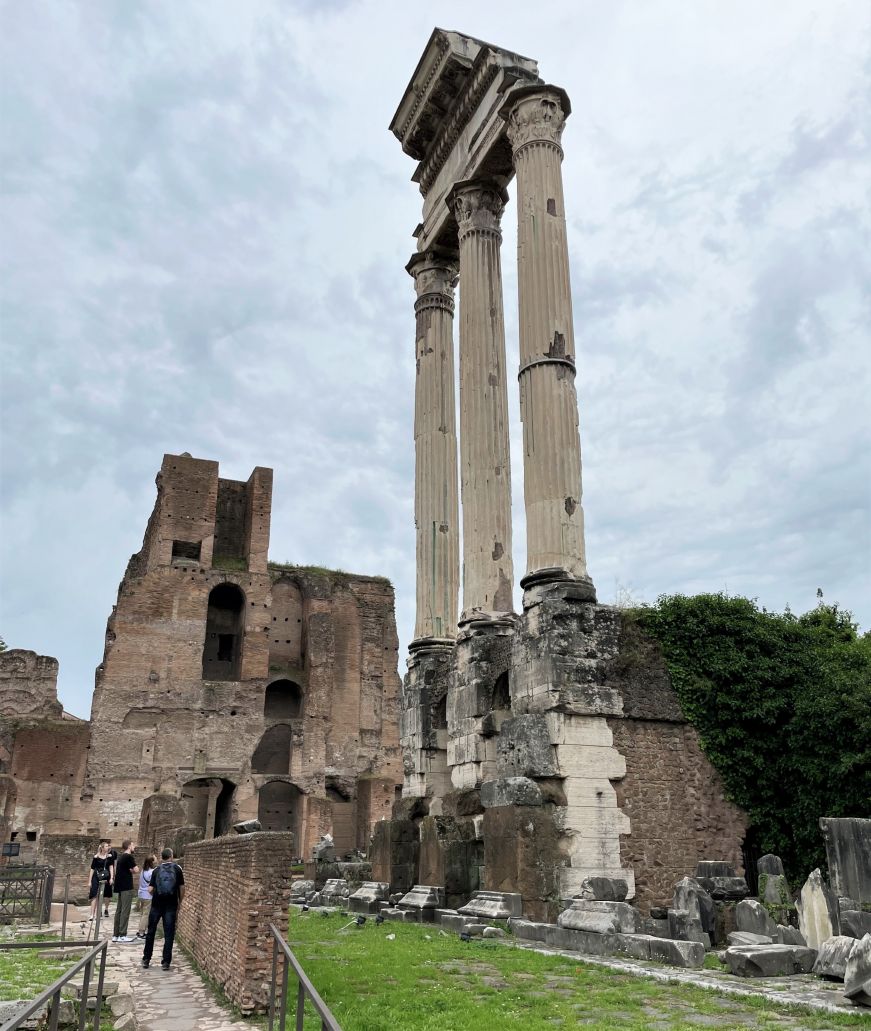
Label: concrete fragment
xmin=844 ymin=933 xmax=871 ymax=1007
xmin=725 ymin=944 xmax=817 ymax=977
xmin=813 ymin=935 xmax=857 ymax=980
xmin=113 ymin=1015 xmax=136 ymax=1031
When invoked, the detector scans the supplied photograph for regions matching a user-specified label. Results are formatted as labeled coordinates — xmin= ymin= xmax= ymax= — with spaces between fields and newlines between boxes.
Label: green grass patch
xmin=285 ymin=913 xmax=867 ymax=1030
xmin=0 ymin=937 xmax=68 ymax=1002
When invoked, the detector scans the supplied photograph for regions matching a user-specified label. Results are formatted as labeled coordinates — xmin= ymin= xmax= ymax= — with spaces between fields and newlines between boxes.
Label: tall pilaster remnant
xmin=408 ymin=250 xmax=461 ymax=644
xmin=448 ymin=179 xmax=514 ymax=621
xmin=501 ymin=85 xmax=594 ymax=597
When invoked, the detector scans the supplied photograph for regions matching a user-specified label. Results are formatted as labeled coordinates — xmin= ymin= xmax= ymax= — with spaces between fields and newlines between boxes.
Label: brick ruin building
xmin=366 ymin=29 xmax=748 ymax=919
xmin=0 ymin=452 xmax=402 ymax=879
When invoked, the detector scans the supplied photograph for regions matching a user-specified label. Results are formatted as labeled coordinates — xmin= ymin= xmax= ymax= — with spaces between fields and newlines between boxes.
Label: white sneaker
xmin=120 ymin=936 xmax=138 ymax=943
xmin=111 ymin=936 xmax=120 ymax=942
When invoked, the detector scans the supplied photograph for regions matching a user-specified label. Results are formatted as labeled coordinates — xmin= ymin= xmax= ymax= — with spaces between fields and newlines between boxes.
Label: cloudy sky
xmin=2 ymin=0 xmax=869 ymax=718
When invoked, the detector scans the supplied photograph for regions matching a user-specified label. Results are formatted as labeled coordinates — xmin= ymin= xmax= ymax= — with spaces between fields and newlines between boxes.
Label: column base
xmin=520 ymin=568 xmax=596 ymax=603
xmin=408 ymin=636 xmax=456 ymax=655
xmin=457 ymin=609 xmax=517 ymax=631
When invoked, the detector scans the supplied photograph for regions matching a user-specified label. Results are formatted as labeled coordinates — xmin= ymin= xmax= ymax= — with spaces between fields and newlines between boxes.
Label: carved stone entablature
xmin=406 ymin=250 xmax=459 ymax=308
xmin=390 ymin=30 xmax=538 ymax=204
xmin=447 ymin=179 xmax=508 ymax=239
xmin=501 ymin=84 xmax=572 ymax=156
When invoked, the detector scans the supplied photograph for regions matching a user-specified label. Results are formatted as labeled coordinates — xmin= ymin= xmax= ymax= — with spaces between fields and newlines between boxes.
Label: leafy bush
xmin=633 ymin=593 xmax=871 ymax=883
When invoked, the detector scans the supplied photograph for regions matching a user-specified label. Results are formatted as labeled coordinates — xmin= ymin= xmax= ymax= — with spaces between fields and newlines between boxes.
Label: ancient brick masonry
xmin=0 ymin=452 xmax=403 ymax=884
xmin=0 ymin=649 xmax=89 ymax=865
xmin=178 ymin=832 xmax=294 ymax=1014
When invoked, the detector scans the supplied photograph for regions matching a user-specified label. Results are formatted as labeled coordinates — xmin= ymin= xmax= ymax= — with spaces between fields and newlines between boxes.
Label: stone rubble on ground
xmin=844 ymin=933 xmax=871 ymax=1007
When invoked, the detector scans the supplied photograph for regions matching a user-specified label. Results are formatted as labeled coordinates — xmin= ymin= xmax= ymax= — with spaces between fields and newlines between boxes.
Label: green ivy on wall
xmin=632 ymin=593 xmax=871 ymax=884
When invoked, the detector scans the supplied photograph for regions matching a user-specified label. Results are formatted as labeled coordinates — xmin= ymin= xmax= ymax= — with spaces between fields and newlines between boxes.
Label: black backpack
xmin=152 ymin=863 xmax=179 ymax=898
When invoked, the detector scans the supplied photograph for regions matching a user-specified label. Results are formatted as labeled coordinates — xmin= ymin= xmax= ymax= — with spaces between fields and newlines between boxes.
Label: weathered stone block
xmin=841 ymin=910 xmax=871 ymax=940
xmin=623 ymin=934 xmax=705 ymax=968
xmin=577 ymin=876 xmax=629 ymax=902
xmin=457 ymin=890 xmax=522 ymax=921
xmin=508 ymin=918 xmax=549 ymax=942
xmin=776 ymin=925 xmax=806 ymax=946
xmin=735 ymin=899 xmax=777 ymax=938
xmin=820 ymin=818 xmax=871 ymax=906
xmin=728 ymin=931 xmax=773 ymax=946
xmin=844 ymin=933 xmax=871 ymax=1007
xmin=558 ymin=900 xmax=641 ymax=934
xmin=725 ymin=944 xmax=817 ymax=977
xmin=496 ymin=715 xmax=558 ymax=777
xmin=480 ymin=777 xmax=543 ymax=807
xmin=813 ymin=936 xmax=857 ymax=980
xmin=756 ymin=854 xmax=785 ymax=876
xmin=348 ymin=882 xmax=390 ymax=915
xmin=797 ymin=869 xmax=840 ymax=949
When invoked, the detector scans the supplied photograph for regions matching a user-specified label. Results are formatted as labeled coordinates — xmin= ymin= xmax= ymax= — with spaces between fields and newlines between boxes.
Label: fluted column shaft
xmin=449 ymin=180 xmax=514 ymax=620
xmin=407 ymin=251 xmax=460 ymax=642
xmin=502 ymin=86 xmax=594 ymax=593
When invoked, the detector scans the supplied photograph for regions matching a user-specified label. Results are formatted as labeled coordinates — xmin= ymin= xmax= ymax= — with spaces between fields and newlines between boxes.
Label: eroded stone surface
xmin=725 ymin=944 xmax=817 ymax=977
xmin=844 ymin=932 xmax=871 ymax=1007
xmin=797 ymin=869 xmax=840 ymax=949
xmin=813 ymin=935 xmax=856 ymax=980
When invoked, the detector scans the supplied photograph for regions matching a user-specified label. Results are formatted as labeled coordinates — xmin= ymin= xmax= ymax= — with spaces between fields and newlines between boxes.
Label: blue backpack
xmin=152 ymin=863 xmax=179 ymax=898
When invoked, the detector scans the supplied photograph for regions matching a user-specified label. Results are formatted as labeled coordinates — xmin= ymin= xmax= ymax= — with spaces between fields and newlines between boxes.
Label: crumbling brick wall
xmin=606 ymin=616 xmax=747 ymax=912
xmin=177 ymin=832 xmax=294 ymax=1013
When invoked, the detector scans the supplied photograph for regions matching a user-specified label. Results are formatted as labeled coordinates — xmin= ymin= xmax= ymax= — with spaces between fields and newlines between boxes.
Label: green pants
xmin=113 ymin=890 xmax=133 ymax=937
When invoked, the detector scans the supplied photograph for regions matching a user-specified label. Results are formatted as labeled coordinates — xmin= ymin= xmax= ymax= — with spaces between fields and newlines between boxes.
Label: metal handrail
xmin=0 ymin=937 xmax=108 ymax=1031
xmin=267 ymin=922 xmax=341 ymax=1031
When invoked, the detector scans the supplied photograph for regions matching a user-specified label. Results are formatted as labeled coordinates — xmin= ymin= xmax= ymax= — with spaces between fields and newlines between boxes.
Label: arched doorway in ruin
xmin=264 ymin=680 xmax=303 ymax=721
xmin=257 ymin=779 xmax=303 ymax=839
xmin=202 ymin=583 xmax=245 ymax=681
xmin=251 ymin=724 xmax=292 ymax=775
xmin=180 ymin=777 xmax=236 ymax=838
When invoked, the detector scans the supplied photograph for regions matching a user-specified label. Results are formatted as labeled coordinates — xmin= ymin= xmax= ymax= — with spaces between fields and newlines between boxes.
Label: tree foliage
xmin=633 ymin=593 xmax=871 ymax=882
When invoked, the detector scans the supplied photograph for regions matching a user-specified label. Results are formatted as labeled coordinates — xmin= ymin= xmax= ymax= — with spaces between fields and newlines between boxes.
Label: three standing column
xmin=448 ymin=179 xmax=515 ymax=622
xmin=501 ymin=85 xmax=595 ymax=597
xmin=407 ymin=250 xmax=461 ymax=644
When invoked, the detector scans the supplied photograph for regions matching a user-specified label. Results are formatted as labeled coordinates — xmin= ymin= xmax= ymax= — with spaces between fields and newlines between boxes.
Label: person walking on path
xmin=87 ymin=842 xmax=113 ymax=922
xmin=112 ymin=839 xmax=139 ymax=942
xmin=142 ymin=847 xmax=185 ymax=971
xmin=136 ymin=855 xmax=156 ymax=939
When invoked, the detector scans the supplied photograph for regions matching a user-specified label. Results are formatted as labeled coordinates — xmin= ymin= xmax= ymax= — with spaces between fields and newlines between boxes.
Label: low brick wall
xmin=177 ymin=832 xmax=295 ymax=1013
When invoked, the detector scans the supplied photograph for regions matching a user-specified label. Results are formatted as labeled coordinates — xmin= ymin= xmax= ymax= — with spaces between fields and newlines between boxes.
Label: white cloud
xmin=2 ymin=0 xmax=869 ymax=717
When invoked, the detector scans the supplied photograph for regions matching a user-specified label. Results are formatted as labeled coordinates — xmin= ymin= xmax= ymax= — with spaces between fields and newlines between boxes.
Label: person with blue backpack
xmin=141 ymin=846 xmax=185 ymax=970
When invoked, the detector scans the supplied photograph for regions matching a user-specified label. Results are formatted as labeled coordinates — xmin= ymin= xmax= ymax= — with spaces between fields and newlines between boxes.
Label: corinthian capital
xmin=406 ymin=249 xmax=459 ymax=300
xmin=447 ymin=179 xmax=509 ymax=237
xmin=500 ymin=84 xmax=572 ymax=153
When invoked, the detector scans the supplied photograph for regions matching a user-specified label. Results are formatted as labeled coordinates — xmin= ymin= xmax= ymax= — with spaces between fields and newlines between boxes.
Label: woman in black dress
xmin=87 ymin=841 xmax=114 ymax=921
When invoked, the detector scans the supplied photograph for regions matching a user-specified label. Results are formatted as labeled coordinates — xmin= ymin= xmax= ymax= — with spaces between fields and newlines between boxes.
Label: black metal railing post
xmin=266 ymin=922 xmax=341 ymax=1031
xmin=61 ymin=874 xmax=70 ymax=941
xmin=0 ymin=938 xmax=109 ymax=1031
xmin=268 ymin=936 xmax=278 ymax=1030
